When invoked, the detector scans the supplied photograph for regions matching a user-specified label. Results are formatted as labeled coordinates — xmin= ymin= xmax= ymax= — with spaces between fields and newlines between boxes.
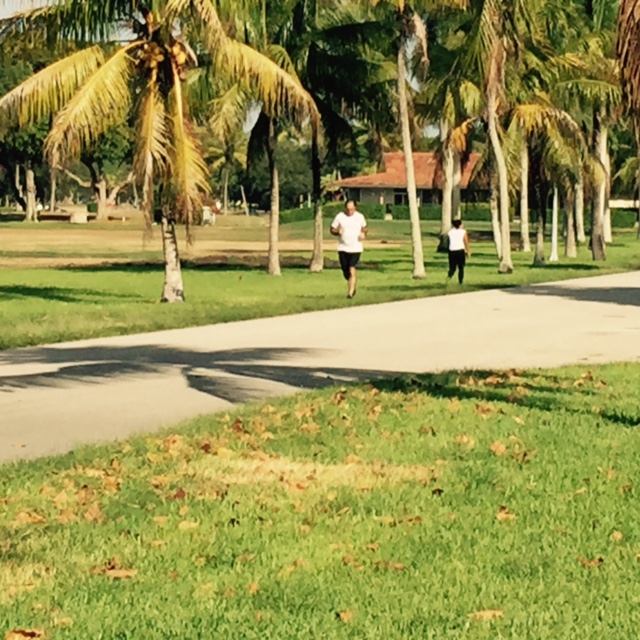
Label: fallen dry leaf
xmin=513 ymin=416 xmax=525 ymax=426
xmin=178 ymin=520 xmax=199 ymax=532
xmin=475 ymin=403 xmax=494 ymax=418
xmin=455 ymin=434 xmax=476 ymax=448
xmin=4 ymin=630 xmax=46 ymax=640
xmin=365 ymin=542 xmax=379 ymax=552
xmin=610 ymin=530 xmax=624 ymax=543
xmin=468 ymin=609 xmax=504 ymax=621
xmin=105 ymin=568 xmax=138 ymax=579
xmin=337 ymin=611 xmax=354 ymax=623
xmin=57 ymin=509 xmax=79 ymax=525
xmin=13 ymin=511 xmax=46 ymax=526
xmin=620 ymin=484 xmax=633 ymax=494
xmin=374 ymin=560 xmax=406 ymax=571
xmin=248 ymin=582 xmax=260 ymax=596
xmin=577 ymin=556 xmax=604 ymax=568
xmin=52 ymin=617 xmax=73 ymax=629
xmin=495 ymin=506 xmax=516 ymax=522
xmin=490 ymin=441 xmax=507 ymax=457
xmin=153 ymin=516 xmax=169 ymax=527
xmin=84 ymin=502 xmax=106 ymax=524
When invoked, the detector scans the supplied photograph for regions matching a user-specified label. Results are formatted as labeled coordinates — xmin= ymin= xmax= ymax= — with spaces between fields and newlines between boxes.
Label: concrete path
xmin=2 ymin=271 xmax=640 ymax=464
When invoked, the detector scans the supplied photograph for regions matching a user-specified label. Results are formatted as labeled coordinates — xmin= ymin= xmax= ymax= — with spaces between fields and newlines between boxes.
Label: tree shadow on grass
xmin=0 ymin=285 xmax=144 ymax=303
xmin=1 ymin=343 xmax=635 ymax=428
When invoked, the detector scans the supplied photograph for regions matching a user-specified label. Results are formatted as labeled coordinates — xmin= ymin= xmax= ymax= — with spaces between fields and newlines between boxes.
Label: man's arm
xmin=330 ymin=224 xmax=341 ymax=236
xmin=464 ymin=231 xmax=471 ymax=257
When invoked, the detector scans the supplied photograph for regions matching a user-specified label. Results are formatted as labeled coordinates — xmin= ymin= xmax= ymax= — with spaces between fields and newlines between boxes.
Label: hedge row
xmin=281 ymin=202 xmax=639 ymax=228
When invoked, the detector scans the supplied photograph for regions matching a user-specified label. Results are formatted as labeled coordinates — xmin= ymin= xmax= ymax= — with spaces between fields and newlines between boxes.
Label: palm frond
xmin=209 ymin=84 xmax=249 ymax=141
xmin=134 ymin=80 xmax=169 ymax=228
xmin=0 ymin=47 xmax=105 ymax=127
xmin=617 ymin=0 xmax=640 ymax=144
xmin=45 ymin=43 xmax=137 ymax=165
xmin=168 ymin=61 xmax=210 ymax=236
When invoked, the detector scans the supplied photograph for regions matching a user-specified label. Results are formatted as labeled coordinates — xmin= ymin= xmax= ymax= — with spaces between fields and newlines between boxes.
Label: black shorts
xmin=338 ymin=251 xmax=361 ymax=279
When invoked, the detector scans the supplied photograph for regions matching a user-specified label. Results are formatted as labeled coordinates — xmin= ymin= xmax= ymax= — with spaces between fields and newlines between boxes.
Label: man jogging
xmin=446 ymin=219 xmax=470 ymax=284
xmin=331 ymin=199 xmax=367 ymax=298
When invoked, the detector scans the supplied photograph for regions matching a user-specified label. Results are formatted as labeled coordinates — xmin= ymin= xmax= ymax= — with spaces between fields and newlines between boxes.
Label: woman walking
xmin=447 ymin=219 xmax=470 ymax=284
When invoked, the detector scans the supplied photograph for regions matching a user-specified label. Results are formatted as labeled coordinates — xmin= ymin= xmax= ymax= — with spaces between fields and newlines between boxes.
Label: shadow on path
xmin=505 ymin=285 xmax=640 ymax=307
xmin=0 ymin=345 xmax=402 ymax=405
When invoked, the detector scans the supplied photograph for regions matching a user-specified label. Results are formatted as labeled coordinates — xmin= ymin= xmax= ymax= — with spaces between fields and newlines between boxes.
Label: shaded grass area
xmin=2 ymin=362 xmax=640 ymax=638
xmin=1 ymin=220 xmax=639 ymax=350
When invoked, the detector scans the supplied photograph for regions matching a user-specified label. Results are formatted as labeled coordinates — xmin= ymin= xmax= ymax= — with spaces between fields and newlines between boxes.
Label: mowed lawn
xmin=2 ymin=363 xmax=640 ymax=638
xmin=1 ymin=217 xmax=640 ymax=350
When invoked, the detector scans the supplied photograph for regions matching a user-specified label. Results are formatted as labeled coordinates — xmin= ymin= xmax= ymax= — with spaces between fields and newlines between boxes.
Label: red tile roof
xmin=337 ymin=151 xmax=481 ymax=190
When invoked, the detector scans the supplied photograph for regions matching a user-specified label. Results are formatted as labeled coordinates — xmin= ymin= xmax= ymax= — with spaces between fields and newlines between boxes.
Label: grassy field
xmin=2 ymin=362 xmax=640 ymax=638
xmin=1 ymin=217 xmax=639 ymax=350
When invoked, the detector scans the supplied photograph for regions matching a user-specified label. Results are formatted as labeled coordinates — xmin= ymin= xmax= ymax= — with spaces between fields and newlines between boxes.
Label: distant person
xmin=447 ymin=219 xmax=470 ymax=284
xmin=330 ymin=199 xmax=367 ymax=298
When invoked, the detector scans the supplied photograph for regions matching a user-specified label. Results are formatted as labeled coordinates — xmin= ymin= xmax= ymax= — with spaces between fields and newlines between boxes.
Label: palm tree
xmin=0 ymin=0 xmax=318 ymax=300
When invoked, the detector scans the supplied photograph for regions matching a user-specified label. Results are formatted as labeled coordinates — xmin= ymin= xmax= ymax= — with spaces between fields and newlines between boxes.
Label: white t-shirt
xmin=447 ymin=227 xmax=467 ymax=251
xmin=331 ymin=211 xmax=367 ymax=253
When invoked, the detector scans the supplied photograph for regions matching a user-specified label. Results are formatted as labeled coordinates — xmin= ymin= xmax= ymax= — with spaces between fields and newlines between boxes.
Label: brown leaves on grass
xmin=178 ymin=520 xmax=199 ymax=532
xmin=577 ymin=556 xmax=604 ymax=568
xmin=279 ymin=558 xmax=305 ymax=577
xmin=248 ymin=582 xmax=260 ymax=596
xmin=4 ymin=630 xmax=46 ymax=640
xmin=374 ymin=560 xmax=406 ymax=572
xmin=468 ymin=609 xmax=504 ymax=621
xmin=91 ymin=558 xmax=137 ymax=579
xmin=455 ymin=434 xmax=476 ymax=449
xmin=610 ymin=530 xmax=624 ymax=543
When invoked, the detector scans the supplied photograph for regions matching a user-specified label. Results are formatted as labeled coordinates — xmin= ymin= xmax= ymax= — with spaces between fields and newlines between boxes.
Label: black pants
xmin=448 ymin=250 xmax=466 ymax=283
xmin=338 ymin=251 xmax=361 ymax=280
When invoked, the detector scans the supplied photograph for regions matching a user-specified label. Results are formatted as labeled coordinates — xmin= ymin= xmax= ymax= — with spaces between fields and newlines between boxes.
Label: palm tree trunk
xmin=533 ymin=212 xmax=546 ymax=266
xmin=602 ymin=132 xmax=612 ymax=243
xmin=96 ymin=178 xmax=108 ymax=220
xmin=438 ymin=119 xmax=453 ymax=252
xmin=565 ymin=192 xmax=577 ymax=258
xmin=549 ymin=184 xmax=559 ymax=262
xmin=25 ymin=163 xmax=37 ymax=222
xmin=15 ymin=164 xmax=24 ymax=213
xmin=453 ymin=152 xmax=462 ymax=220
xmin=397 ymin=38 xmax=425 ymax=278
xmin=591 ymin=109 xmax=607 ymax=261
xmin=161 ymin=213 xmax=185 ymax=303
xmin=490 ymin=173 xmax=502 ymax=258
xmin=240 ymin=185 xmax=250 ymax=216
xmin=266 ymin=118 xmax=281 ymax=276
xmin=519 ymin=143 xmax=531 ymax=252
xmin=575 ymin=170 xmax=586 ymax=243
xmin=49 ymin=168 xmax=57 ymax=215
xmin=309 ymin=128 xmax=324 ymax=273
xmin=222 ymin=166 xmax=230 ymax=215
xmin=487 ymin=79 xmax=513 ymax=273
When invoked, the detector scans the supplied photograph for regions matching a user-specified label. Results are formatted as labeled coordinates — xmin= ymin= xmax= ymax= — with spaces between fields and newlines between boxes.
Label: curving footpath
xmin=1 ymin=271 xmax=640 ymax=464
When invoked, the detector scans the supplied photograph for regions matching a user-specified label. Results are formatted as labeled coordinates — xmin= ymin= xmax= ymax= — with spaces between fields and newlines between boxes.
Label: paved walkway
xmin=2 ymin=271 xmax=640 ymax=464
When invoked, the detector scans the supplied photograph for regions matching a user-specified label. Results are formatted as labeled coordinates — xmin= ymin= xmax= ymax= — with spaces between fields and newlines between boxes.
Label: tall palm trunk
xmin=486 ymin=58 xmax=513 ymax=273
xmin=15 ymin=165 xmax=24 ymax=212
xmin=438 ymin=119 xmax=453 ymax=252
xmin=575 ymin=170 xmax=586 ymax=243
xmin=397 ymin=37 xmax=425 ymax=278
xmin=549 ymin=184 xmax=559 ymax=262
xmin=490 ymin=172 xmax=502 ymax=258
xmin=565 ymin=191 xmax=577 ymax=258
xmin=591 ymin=108 xmax=607 ymax=261
xmin=452 ymin=152 xmax=462 ymax=220
xmin=25 ymin=163 xmax=37 ymax=222
xmin=96 ymin=178 xmax=108 ymax=220
xmin=222 ymin=166 xmax=230 ymax=215
xmin=161 ymin=213 xmax=185 ymax=303
xmin=266 ymin=118 xmax=281 ymax=276
xmin=519 ymin=143 xmax=531 ymax=252
xmin=309 ymin=127 xmax=324 ymax=273
xmin=49 ymin=167 xmax=57 ymax=215
xmin=603 ymin=136 xmax=612 ymax=243
xmin=533 ymin=212 xmax=545 ymax=266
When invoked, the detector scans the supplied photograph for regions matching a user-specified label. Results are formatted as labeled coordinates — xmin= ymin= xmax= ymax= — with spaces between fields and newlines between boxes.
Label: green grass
xmin=3 ymin=362 xmax=640 ymax=638
xmin=1 ymin=220 xmax=639 ymax=350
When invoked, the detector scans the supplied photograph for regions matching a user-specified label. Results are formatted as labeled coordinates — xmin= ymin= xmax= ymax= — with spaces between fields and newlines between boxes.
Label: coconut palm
xmin=0 ymin=0 xmax=318 ymax=300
